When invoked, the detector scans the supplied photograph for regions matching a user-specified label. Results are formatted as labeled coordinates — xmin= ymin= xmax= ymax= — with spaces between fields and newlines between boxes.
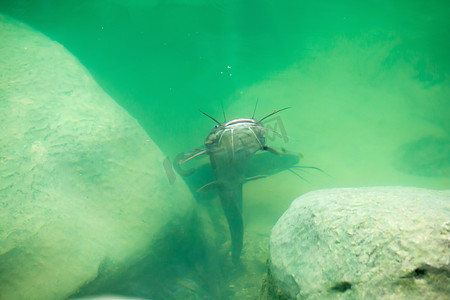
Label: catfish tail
xmin=218 ymin=183 xmax=243 ymax=264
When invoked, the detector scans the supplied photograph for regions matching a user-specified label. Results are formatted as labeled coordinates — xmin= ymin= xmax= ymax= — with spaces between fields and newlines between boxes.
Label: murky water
xmin=1 ymin=1 xmax=449 ymax=299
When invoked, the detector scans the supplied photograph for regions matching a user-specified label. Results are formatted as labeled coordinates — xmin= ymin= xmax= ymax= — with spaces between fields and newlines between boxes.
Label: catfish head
xmin=204 ymin=118 xmax=266 ymax=176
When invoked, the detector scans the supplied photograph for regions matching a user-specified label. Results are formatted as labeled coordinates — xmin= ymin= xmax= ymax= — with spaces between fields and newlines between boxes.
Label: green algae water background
xmin=1 ymin=0 xmax=449 ymax=299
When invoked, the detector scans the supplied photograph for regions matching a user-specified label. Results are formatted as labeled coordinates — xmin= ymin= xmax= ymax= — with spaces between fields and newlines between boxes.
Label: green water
xmin=1 ymin=0 xmax=449 ymax=299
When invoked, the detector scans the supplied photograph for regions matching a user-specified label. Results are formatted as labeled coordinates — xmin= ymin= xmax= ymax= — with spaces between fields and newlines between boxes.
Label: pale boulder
xmin=0 ymin=14 xmax=193 ymax=300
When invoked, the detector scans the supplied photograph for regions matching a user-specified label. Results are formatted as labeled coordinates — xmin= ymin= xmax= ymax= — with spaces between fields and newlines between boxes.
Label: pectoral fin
xmin=263 ymin=145 xmax=281 ymax=155
xmin=181 ymin=149 xmax=207 ymax=163
xmin=244 ymin=175 xmax=268 ymax=182
xmin=197 ymin=181 xmax=219 ymax=192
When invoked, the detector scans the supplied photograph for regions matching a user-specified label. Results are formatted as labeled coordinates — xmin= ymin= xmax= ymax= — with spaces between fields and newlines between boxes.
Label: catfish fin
xmin=182 ymin=149 xmax=207 ymax=163
xmin=244 ymin=175 xmax=268 ymax=182
xmin=173 ymin=148 xmax=207 ymax=178
xmin=197 ymin=181 xmax=219 ymax=192
xmin=263 ymin=145 xmax=281 ymax=155
xmin=281 ymin=147 xmax=304 ymax=159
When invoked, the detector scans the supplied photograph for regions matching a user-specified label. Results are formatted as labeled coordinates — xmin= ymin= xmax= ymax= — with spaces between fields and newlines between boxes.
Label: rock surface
xmin=0 ymin=14 xmax=193 ymax=299
xmin=266 ymin=187 xmax=450 ymax=299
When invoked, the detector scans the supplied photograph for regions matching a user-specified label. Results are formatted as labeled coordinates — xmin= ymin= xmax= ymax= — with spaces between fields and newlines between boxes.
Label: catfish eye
xmin=214 ymin=125 xmax=219 ymax=129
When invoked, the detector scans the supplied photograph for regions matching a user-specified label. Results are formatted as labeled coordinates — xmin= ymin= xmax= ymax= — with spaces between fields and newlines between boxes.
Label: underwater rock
xmin=266 ymin=187 xmax=450 ymax=299
xmin=0 ymin=14 xmax=193 ymax=300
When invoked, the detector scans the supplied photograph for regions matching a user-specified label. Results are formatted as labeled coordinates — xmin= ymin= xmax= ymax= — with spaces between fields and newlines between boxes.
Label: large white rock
xmin=0 ymin=14 xmax=193 ymax=299
xmin=267 ymin=187 xmax=450 ymax=299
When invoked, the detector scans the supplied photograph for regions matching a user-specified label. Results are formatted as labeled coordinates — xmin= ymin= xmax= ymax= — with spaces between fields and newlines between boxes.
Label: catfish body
xmin=204 ymin=118 xmax=266 ymax=263
xmin=175 ymin=108 xmax=292 ymax=263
